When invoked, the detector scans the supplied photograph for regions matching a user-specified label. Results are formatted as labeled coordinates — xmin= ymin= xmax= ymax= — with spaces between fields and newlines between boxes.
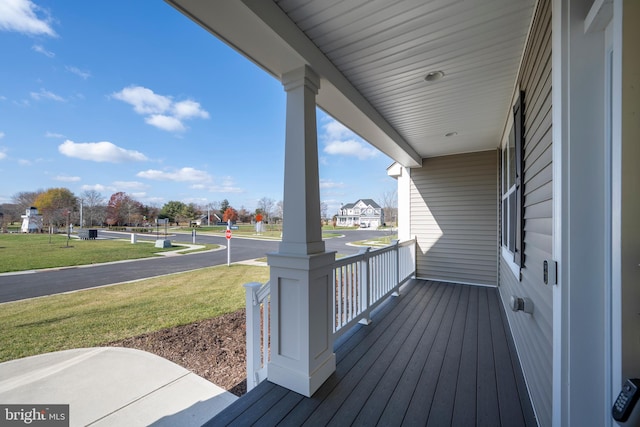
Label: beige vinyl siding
xmin=410 ymin=150 xmax=498 ymax=286
xmin=498 ymin=0 xmax=553 ymax=426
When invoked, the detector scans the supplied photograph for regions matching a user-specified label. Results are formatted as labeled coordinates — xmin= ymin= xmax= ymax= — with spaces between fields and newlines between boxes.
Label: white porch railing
xmin=243 ymin=238 xmax=416 ymax=391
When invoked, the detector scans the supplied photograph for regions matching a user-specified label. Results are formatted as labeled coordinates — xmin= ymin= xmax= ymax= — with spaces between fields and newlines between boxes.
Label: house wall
xmin=498 ymin=0 xmax=553 ymax=425
xmin=620 ymin=0 xmax=640 ymax=393
xmin=410 ymin=150 xmax=498 ymax=286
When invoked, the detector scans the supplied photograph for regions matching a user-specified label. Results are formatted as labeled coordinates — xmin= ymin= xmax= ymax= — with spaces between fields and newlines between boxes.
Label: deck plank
xmin=300 ymin=281 xmax=439 ymax=426
xmin=451 ymin=286 xmax=479 ymax=426
xmin=403 ymin=284 xmax=463 ymax=425
xmin=425 ymin=284 xmax=470 ymax=426
xmin=345 ymin=282 xmax=449 ymax=425
xmin=208 ymin=280 xmax=537 ymax=426
xmin=476 ymin=287 xmax=501 ymax=426
xmin=283 ymin=280 xmax=430 ymax=425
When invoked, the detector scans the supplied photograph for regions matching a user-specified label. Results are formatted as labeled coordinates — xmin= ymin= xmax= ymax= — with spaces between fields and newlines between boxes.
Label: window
xmin=501 ymin=92 xmax=524 ymax=278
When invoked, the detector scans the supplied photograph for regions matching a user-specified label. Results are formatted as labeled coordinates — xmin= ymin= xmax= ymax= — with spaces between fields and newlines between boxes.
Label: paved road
xmin=0 ymin=229 xmax=393 ymax=303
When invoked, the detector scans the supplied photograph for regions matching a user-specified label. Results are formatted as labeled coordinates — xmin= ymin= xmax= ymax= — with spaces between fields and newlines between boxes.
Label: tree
xmin=141 ymin=204 xmax=160 ymax=224
xmin=320 ymin=201 xmax=328 ymax=222
xmin=237 ymin=206 xmax=251 ymax=223
xmin=33 ymin=188 xmax=77 ymax=228
xmin=184 ymin=203 xmax=202 ymax=224
xmin=105 ymin=192 xmax=141 ymax=226
xmin=0 ymin=203 xmax=20 ymax=225
xmin=80 ymin=190 xmax=105 ymax=227
xmin=274 ymin=200 xmax=284 ymax=223
xmin=380 ymin=189 xmax=398 ymax=226
xmin=160 ymin=201 xmax=187 ymax=225
xmin=257 ymin=197 xmax=274 ymax=222
xmin=12 ymin=191 xmax=42 ymax=215
xmin=219 ymin=199 xmax=230 ymax=215
xmin=222 ymin=206 xmax=238 ymax=223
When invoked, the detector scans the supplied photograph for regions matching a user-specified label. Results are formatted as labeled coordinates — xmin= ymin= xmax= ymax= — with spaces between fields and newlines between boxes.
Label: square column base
xmin=268 ymin=348 xmax=336 ymax=398
xmin=267 ymin=251 xmax=336 ymax=397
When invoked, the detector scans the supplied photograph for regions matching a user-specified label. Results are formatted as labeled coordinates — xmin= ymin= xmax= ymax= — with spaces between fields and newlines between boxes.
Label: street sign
xmin=225 ymin=229 xmax=232 ymax=239
xmin=230 ymin=226 xmax=239 ymax=230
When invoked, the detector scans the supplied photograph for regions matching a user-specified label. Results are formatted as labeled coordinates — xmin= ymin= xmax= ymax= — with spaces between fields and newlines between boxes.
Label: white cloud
xmin=173 ymin=100 xmax=209 ymax=119
xmin=0 ymin=0 xmax=56 ymax=37
xmin=45 ymin=131 xmax=64 ymax=138
xmin=321 ymin=118 xmax=378 ymax=160
xmin=81 ymin=183 xmax=110 ymax=192
xmin=206 ymin=176 xmax=243 ymax=193
xmin=32 ymin=44 xmax=54 ymax=57
xmin=137 ymin=167 xmax=212 ymax=182
xmin=31 ymin=88 xmax=65 ymax=102
xmin=54 ymin=175 xmax=80 ymax=182
xmin=320 ymin=179 xmax=344 ymax=189
xmin=112 ymin=181 xmax=147 ymax=191
xmin=0 ymin=148 xmax=6 ymax=160
xmin=66 ymin=66 xmax=90 ymax=80
xmin=112 ymin=85 xmax=209 ymax=132
xmin=112 ymin=86 xmax=171 ymax=115
xmin=207 ymin=185 xmax=244 ymax=194
xmin=324 ymin=139 xmax=378 ymax=159
xmin=144 ymin=114 xmax=185 ymax=132
xmin=58 ymin=140 xmax=149 ymax=163
xmin=18 ymin=158 xmax=31 ymax=165
xmin=0 ymin=132 xmax=4 ymax=139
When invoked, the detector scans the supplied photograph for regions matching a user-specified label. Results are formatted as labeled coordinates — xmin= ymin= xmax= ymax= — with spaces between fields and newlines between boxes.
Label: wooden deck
xmin=206 ymin=280 xmax=537 ymax=426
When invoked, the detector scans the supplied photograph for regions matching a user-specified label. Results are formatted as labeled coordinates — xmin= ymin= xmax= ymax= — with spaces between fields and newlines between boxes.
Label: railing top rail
xmin=256 ymin=281 xmax=270 ymax=302
xmin=244 ymin=281 xmax=270 ymax=305
xmin=398 ymin=238 xmax=416 ymax=248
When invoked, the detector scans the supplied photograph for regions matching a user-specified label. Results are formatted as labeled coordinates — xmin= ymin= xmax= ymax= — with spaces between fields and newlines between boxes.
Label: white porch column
xmin=387 ymin=163 xmax=411 ymax=241
xmin=267 ymin=65 xmax=336 ymax=397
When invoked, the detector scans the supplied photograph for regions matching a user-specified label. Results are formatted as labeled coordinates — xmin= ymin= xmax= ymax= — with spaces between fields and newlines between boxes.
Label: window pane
xmin=508 ymin=127 xmax=516 ymax=188
xmin=502 ymin=199 xmax=508 ymax=247
xmin=508 ymin=191 xmax=516 ymax=253
xmin=502 ymin=148 xmax=508 ymax=194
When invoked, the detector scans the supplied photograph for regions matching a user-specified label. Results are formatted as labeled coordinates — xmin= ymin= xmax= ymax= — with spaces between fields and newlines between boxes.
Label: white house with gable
xmin=336 ymin=199 xmax=383 ymax=228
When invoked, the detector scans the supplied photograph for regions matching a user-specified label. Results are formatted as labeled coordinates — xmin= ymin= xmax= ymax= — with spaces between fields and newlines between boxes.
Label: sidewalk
xmin=0 ymin=347 xmax=236 ymax=426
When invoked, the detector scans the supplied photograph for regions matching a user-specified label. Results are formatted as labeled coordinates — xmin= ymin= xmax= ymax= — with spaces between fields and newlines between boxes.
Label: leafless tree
xmin=274 ymin=200 xmax=284 ymax=223
xmin=320 ymin=201 xmax=328 ymax=222
xmin=12 ymin=190 xmax=42 ymax=213
xmin=80 ymin=190 xmax=105 ymax=227
xmin=380 ymin=189 xmax=398 ymax=226
xmin=257 ymin=197 xmax=275 ymax=222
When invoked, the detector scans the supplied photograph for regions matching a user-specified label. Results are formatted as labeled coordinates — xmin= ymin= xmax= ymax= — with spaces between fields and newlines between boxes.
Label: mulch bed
xmin=109 ymin=309 xmax=247 ymax=396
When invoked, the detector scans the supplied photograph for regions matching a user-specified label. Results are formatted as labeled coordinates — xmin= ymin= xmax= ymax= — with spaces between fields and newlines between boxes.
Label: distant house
xmin=190 ymin=213 xmax=221 ymax=227
xmin=336 ymin=199 xmax=383 ymax=228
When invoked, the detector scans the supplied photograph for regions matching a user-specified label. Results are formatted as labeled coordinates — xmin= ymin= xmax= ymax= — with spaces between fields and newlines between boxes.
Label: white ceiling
xmin=167 ymin=0 xmax=536 ymax=166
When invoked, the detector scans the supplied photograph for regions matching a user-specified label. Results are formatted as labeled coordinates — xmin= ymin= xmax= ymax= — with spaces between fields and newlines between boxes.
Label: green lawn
xmin=0 ymin=264 xmax=269 ymax=363
xmin=350 ymin=234 xmax=398 ymax=247
xmin=0 ymin=234 xmax=216 ymax=273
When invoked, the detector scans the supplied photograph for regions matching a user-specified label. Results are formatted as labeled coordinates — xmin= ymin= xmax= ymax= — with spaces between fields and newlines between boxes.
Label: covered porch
xmin=165 ymin=0 xmax=640 ymax=425
xmin=209 ymin=279 xmax=536 ymax=426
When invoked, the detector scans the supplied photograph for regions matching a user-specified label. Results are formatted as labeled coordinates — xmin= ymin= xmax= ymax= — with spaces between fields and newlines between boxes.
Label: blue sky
xmin=0 ymin=0 xmax=396 ymax=215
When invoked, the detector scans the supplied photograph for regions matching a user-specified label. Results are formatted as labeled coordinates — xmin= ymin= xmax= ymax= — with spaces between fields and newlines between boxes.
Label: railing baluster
xmin=358 ymin=247 xmax=371 ymax=325
xmin=244 ymin=238 xmax=417 ymax=389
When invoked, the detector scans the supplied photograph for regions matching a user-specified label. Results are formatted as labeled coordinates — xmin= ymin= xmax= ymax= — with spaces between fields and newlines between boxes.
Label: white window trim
xmin=502 ymin=246 xmax=521 ymax=280
xmin=500 ymin=92 xmax=522 ymax=281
